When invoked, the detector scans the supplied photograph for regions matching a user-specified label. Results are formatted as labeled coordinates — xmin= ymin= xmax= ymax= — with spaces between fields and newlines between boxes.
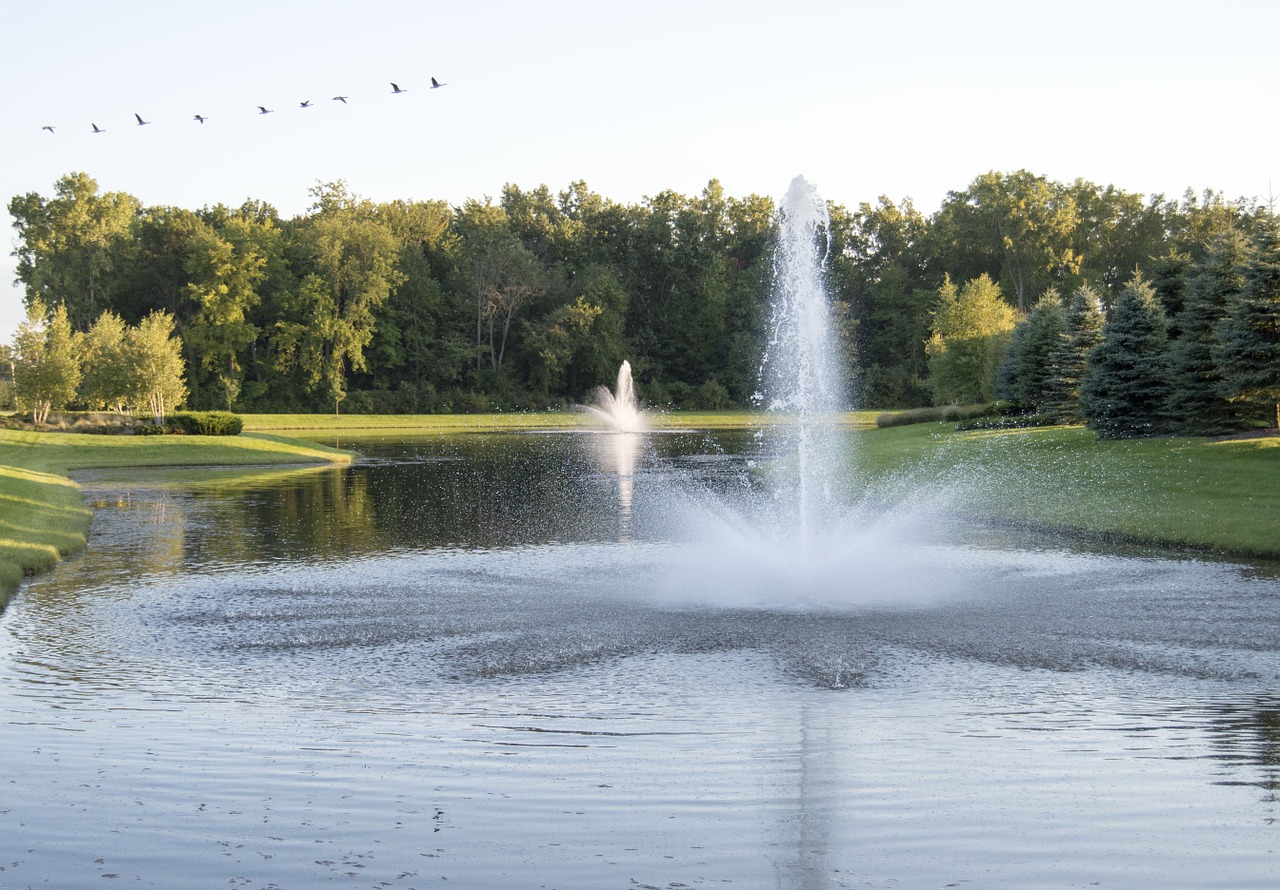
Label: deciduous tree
xmin=12 ymin=298 xmax=81 ymax=424
xmin=8 ymin=172 xmax=140 ymax=330
xmin=79 ymin=310 xmax=132 ymax=412
xmin=926 ymin=274 xmax=1018 ymax=404
xmin=127 ymin=311 xmax=187 ymax=424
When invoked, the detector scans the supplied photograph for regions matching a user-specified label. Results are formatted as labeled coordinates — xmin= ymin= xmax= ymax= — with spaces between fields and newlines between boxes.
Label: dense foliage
xmin=6 ymin=169 xmax=1277 ymax=432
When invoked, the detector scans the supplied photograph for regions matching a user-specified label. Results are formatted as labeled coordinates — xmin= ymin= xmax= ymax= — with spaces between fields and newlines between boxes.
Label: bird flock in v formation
xmin=38 ymin=78 xmax=448 ymax=135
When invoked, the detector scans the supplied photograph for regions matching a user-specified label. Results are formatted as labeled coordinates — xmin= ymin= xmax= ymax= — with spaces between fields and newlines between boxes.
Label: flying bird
xmin=299 ymin=100 xmax=313 ymax=108
xmin=193 ymin=114 xmax=207 ymax=124
xmin=42 ymin=125 xmax=55 ymax=133
xmin=134 ymin=112 xmax=151 ymax=126
xmin=258 ymin=106 xmax=273 ymax=114
xmin=332 ymin=95 xmax=348 ymax=103
xmin=431 ymin=77 xmax=447 ymax=88
xmin=390 ymin=82 xmax=407 ymax=93
xmin=92 ymin=123 xmax=105 ymax=133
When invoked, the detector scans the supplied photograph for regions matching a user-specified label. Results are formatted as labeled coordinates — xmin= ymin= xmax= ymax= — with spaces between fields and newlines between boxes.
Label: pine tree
xmin=1080 ymin=274 xmax=1172 ymax=438
xmin=1214 ymin=215 xmax=1280 ymax=429
xmin=1165 ymin=229 xmax=1248 ymax=434
xmin=996 ymin=290 xmax=1065 ymax=411
xmin=1041 ymin=284 xmax=1105 ymax=422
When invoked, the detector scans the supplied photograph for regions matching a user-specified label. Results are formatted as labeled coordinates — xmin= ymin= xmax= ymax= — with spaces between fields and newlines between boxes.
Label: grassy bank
xmin=854 ymin=423 xmax=1280 ymax=558
xmin=0 ymin=429 xmax=352 ymax=604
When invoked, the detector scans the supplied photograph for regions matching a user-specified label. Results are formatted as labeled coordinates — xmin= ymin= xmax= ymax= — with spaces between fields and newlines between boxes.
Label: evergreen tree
xmin=1215 ymin=215 xmax=1280 ymax=429
xmin=996 ymin=289 xmax=1065 ymax=410
xmin=1079 ymin=274 xmax=1172 ymax=437
xmin=1166 ymin=229 xmax=1248 ymax=434
xmin=1042 ymin=284 xmax=1105 ymax=422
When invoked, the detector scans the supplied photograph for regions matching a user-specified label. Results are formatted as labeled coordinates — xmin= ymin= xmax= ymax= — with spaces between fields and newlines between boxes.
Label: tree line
xmin=5 ymin=169 xmax=1278 ymax=431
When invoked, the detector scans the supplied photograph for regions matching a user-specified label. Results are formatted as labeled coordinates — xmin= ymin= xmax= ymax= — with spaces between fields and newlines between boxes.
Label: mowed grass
xmin=0 ymin=429 xmax=352 ymax=604
xmin=853 ymin=423 xmax=1280 ymax=558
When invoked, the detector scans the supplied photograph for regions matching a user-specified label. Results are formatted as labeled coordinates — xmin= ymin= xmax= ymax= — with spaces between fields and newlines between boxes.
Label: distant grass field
xmin=0 ymin=429 xmax=352 ymax=604
xmin=240 ymin=409 xmax=884 ymax=433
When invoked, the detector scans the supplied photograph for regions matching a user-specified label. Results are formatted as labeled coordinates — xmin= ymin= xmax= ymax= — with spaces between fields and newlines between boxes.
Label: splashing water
xmin=756 ymin=175 xmax=848 ymax=549
xmin=583 ymin=360 xmax=648 ymax=432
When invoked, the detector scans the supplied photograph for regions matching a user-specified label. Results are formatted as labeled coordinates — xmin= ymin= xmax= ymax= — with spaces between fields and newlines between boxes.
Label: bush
xmin=875 ymin=403 xmax=996 ymax=428
xmin=169 ymin=411 xmax=244 ymax=436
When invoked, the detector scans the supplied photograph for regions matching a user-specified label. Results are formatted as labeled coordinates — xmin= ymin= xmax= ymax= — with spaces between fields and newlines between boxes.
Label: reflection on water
xmin=2 ymin=431 xmax=1280 ymax=888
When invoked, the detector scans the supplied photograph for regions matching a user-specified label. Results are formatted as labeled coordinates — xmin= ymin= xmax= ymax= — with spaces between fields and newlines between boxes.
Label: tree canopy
xmin=7 ymin=169 xmax=1276 ymax=435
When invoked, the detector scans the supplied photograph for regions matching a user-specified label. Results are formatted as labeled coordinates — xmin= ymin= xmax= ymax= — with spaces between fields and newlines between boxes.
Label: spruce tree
xmin=1079 ymin=274 xmax=1172 ymax=438
xmin=1166 ymin=229 xmax=1248 ymax=434
xmin=1214 ymin=215 xmax=1280 ymax=429
xmin=998 ymin=290 xmax=1065 ymax=411
xmin=1042 ymin=284 xmax=1105 ymax=422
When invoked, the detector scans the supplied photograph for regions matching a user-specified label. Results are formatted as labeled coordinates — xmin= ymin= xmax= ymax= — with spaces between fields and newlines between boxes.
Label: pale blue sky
xmin=3 ymin=0 xmax=1277 ymax=340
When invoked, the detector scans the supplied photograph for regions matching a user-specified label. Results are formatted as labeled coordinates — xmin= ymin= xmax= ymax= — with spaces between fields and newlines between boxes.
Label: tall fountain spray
xmin=758 ymin=176 xmax=846 ymax=547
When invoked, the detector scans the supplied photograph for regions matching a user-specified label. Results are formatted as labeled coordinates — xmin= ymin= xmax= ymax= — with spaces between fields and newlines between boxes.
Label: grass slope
xmin=0 ymin=430 xmax=352 ymax=604
xmin=855 ymin=423 xmax=1280 ymax=558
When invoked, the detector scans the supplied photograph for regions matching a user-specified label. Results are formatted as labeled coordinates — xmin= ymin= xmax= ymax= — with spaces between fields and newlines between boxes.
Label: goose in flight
xmin=332 ymin=95 xmax=348 ymax=103
xmin=431 ymin=77 xmax=447 ymax=88
xmin=42 ymin=125 xmax=55 ymax=133
xmin=258 ymin=106 xmax=273 ymax=114
xmin=92 ymin=123 xmax=105 ymax=133
xmin=134 ymin=112 xmax=151 ymax=126
xmin=299 ymin=100 xmax=313 ymax=108
xmin=391 ymin=82 xmax=407 ymax=93
xmin=194 ymin=114 xmax=208 ymax=124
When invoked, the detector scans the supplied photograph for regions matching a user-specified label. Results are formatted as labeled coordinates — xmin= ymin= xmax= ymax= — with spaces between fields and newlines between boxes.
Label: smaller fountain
xmin=582 ymin=360 xmax=647 ymax=432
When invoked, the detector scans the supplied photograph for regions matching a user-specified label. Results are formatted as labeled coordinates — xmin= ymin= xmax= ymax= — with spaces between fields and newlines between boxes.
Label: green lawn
xmin=853 ymin=423 xmax=1280 ymax=558
xmin=0 ymin=429 xmax=352 ymax=604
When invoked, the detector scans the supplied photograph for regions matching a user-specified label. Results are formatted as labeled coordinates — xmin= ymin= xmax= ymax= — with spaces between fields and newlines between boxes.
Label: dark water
xmin=2 ymin=431 xmax=1280 ymax=888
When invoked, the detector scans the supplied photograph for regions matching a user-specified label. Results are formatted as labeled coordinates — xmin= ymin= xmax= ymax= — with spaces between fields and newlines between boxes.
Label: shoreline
xmin=3 ymin=415 xmax=1275 ymax=606
xmin=0 ymin=429 xmax=354 ymax=605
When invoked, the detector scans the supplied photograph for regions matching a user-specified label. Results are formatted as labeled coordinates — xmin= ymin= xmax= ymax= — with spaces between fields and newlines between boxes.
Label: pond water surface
xmin=2 ymin=431 xmax=1279 ymax=888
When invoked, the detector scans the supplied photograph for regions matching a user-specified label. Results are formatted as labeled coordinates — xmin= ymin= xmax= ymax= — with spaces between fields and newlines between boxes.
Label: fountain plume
xmin=582 ymin=360 xmax=648 ymax=432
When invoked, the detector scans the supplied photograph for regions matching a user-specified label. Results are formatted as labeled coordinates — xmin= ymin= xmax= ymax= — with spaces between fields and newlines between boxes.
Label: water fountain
xmin=582 ymin=359 xmax=647 ymax=432
xmin=4 ymin=176 xmax=1280 ymax=889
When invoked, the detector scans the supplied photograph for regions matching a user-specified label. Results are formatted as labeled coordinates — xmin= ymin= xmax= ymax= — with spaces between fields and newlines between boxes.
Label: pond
xmin=1 ymin=430 xmax=1279 ymax=888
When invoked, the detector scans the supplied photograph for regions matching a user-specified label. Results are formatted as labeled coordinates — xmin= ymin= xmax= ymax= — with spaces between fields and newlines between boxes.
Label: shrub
xmin=169 ymin=411 xmax=244 ymax=436
xmin=875 ymin=403 xmax=996 ymax=428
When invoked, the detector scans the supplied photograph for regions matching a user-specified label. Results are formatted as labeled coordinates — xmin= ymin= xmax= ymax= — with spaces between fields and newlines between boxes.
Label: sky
xmin=3 ymin=0 xmax=1278 ymax=341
